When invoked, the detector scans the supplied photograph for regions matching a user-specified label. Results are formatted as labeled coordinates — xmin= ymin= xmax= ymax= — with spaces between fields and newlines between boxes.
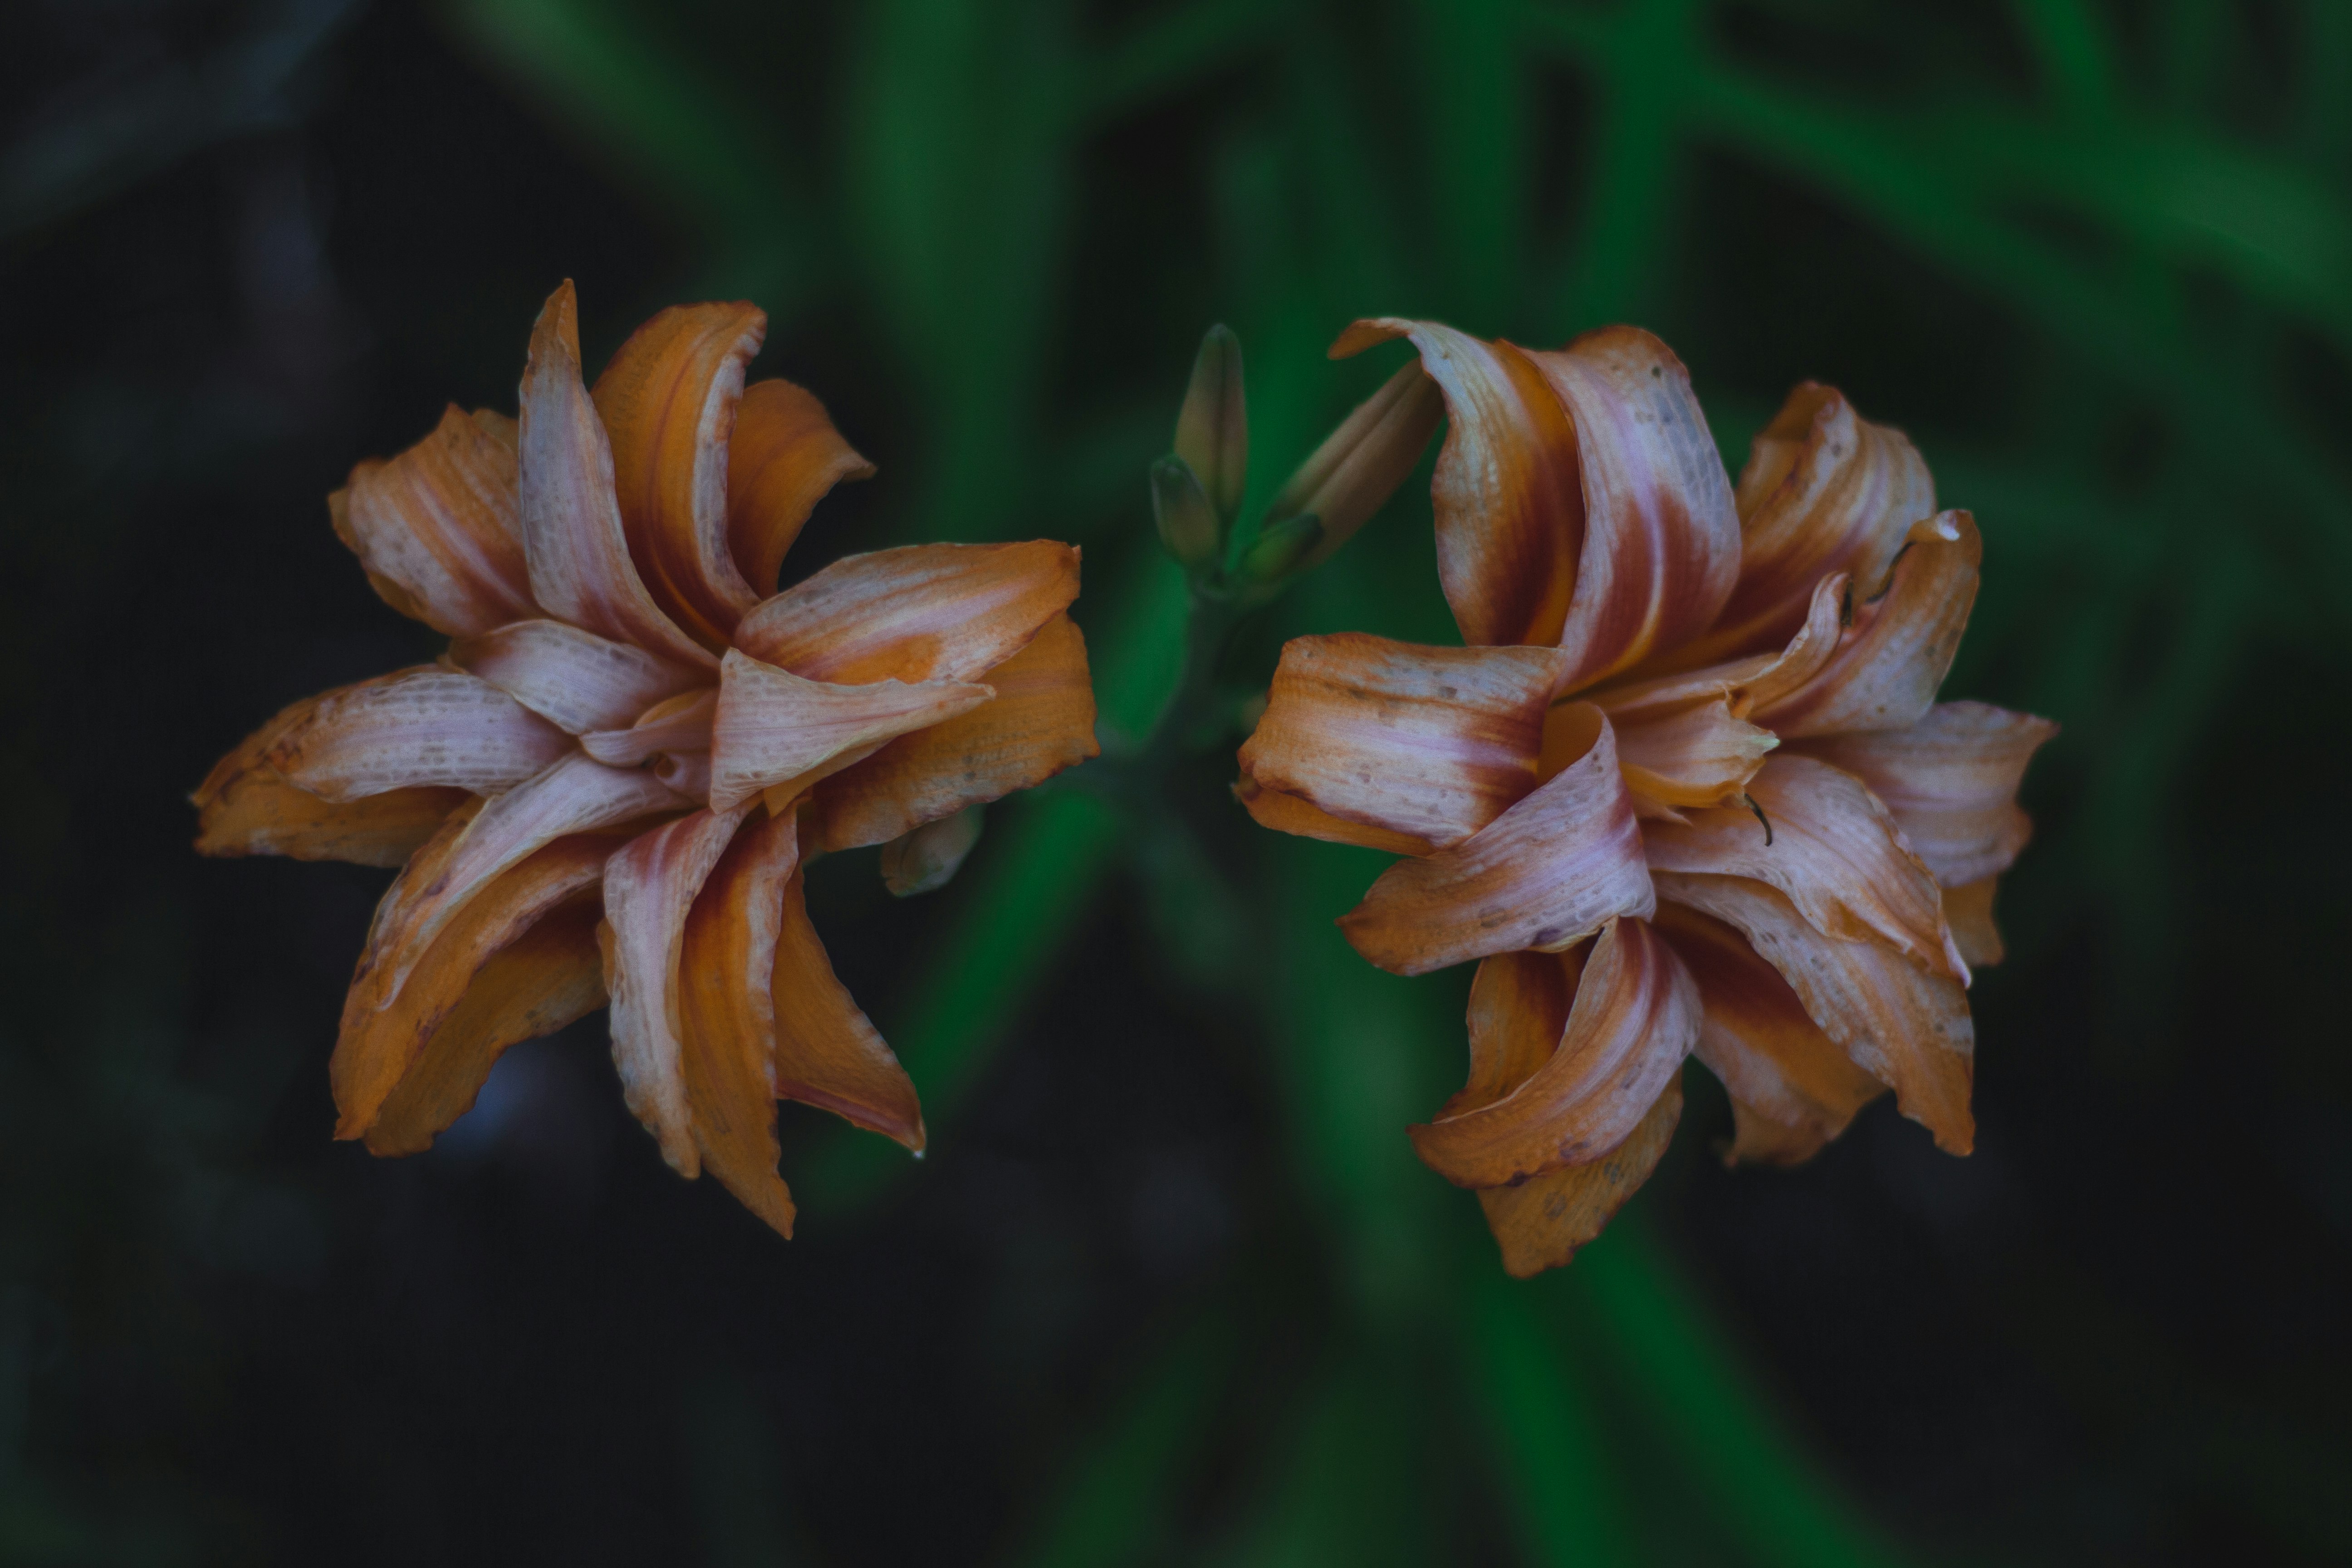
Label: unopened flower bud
xmin=1267 ymin=363 xmax=1442 ymax=568
xmin=879 ymin=805 xmax=984 ymax=897
xmin=1240 ymin=513 xmax=1323 ymax=583
xmin=1149 ymin=455 xmax=1220 ymax=569
xmin=1173 ymin=323 xmax=1248 ymax=521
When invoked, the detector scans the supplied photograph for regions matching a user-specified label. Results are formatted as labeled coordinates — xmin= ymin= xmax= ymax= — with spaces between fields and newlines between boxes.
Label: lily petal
xmin=804 ymin=610 xmax=1098 ymax=852
xmin=710 ymin=649 xmax=995 ymax=813
xmin=516 ymin=280 xmax=717 ymax=670
xmin=192 ymin=687 xmax=465 ymax=866
xmin=362 ymin=751 xmax=686 ymax=1009
xmin=332 ymin=828 xmax=617 ymax=1139
xmin=1340 ymin=705 xmax=1654 ymax=976
xmin=731 ymin=540 xmax=1080 ymax=685
xmin=1609 ymin=695 xmax=1778 ymax=810
xmin=1409 ymin=916 xmax=1698 ymax=1187
xmin=592 ymin=301 xmax=769 ymax=647
xmin=1654 ymin=872 xmax=1974 ymax=1154
xmin=362 ymin=897 xmax=606 ymax=1156
xmin=1442 ymin=945 xmax=1590 ymax=1120
xmin=1750 ymin=511 xmax=1981 ymax=737
xmin=1478 ymin=1071 xmax=1683 ymax=1278
xmin=263 ymin=666 xmax=570 ymax=802
xmin=449 ymin=617 xmax=706 ymax=735
xmin=1236 ymin=633 xmax=1571 ymax=851
xmin=676 ymin=807 xmax=801 ymax=1237
xmin=772 ymin=866 xmax=925 ymax=1148
xmin=1336 ymin=319 xmax=1740 ymax=690
xmin=1788 ymin=701 xmax=2057 ymax=887
xmin=331 ymin=405 xmax=536 ymax=636
xmin=1651 ymin=899 xmax=1884 ymax=1166
xmin=580 ymin=688 xmax=719 ymax=768
xmin=1642 ymin=753 xmax=1966 ymax=980
xmin=1668 ymin=384 xmax=1934 ymax=669
xmin=1589 ymin=571 xmax=1847 ymax=722
xmin=727 ymin=378 xmax=876 ymax=598
xmin=1233 ymin=778 xmax=1436 ymax=857
xmin=1942 ymin=877 xmax=2005 ymax=967
xmin=601 ymin=804 xmax=756 ymax=1175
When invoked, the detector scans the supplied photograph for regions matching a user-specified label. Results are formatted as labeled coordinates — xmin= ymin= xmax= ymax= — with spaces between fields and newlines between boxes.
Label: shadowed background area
xmin=3 ymin=0 xmax=2348 ymax=1563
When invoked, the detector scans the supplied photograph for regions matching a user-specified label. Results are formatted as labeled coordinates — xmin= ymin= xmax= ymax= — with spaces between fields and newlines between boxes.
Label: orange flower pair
xmin=1236 ymin=319 xmax=2053 ymax=1276
xmin=194 ymin=284 xmax=1098 ymax=1236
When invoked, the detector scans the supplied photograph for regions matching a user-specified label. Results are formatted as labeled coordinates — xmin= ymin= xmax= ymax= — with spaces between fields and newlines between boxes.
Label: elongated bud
xmin=1267 ymin=363 xmax=1443 ymax=568
xmin=1149 ymin=455 xmax=1220 ymax=569
xmin=1173 ymin=324 xmax=1248 ymax=520
xmin=879 ymin=805 xmax=984 ymax=897
xmin=1240 ymin=513 xmax=1323 ymax=583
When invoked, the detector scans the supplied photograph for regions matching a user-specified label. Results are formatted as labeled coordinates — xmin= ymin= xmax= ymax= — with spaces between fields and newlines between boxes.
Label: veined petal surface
xmin=806 ymin=611 xmax=1099 ymax=852
xmin=1642 ymin=753 xmax=1966 ymax=980
xmin=1751 ymin=511 xmax=1980 ymax=737
xmin=710 ymin=650 xmax=994 ymax=813
xmin=362 ymin=751 xmax=686 ymax=1008
xmin=1651 ymin=900 xmax=1884 ymax=1166
xmin=1409 ymin=918 xmax=1698 ymax=1187
xmin=1790 ymin=701 xmax=2057 ymax=887
xmin=192 ymin=686 xmax=466 ymax=866
xmin=580 ymin=688 xmax=718 ymax=768
xmin=1669 ymin=384 xmax=1933 ymax=669
xmin=771 ymin=867 xmax=925 ymax=1148
xmin=1608 ymin=695 xmax=1778 ymax=810
xmin=593 ymin=301 xmax=769 ymax=647
xmin=332 ymin=405 xmax=535 ymax=636
xmin=1340 ymin=706 xmax=1654 ymax=976
xmin=676 ymin=808 xmax=801 ymax=1236
xmin=1233 ymin=779 xmax=1437 ymax=856
xmin=601 ymin=804 xmax=755 ymax=1175
xmin=727 ymin=378 xmax=875 ymax=598
xmin=516 ymin=281 xmax=716 ymax=670
xmin=1478 ymin=1073 xmax=1683 ymax=1277
xmin=732 ymin=541 xmax=1079 ymax=684
xmin=1237 ymin=634 xmax=1570 ymax=850
xmin=450 ymin=617 xmax=706 ymax=735
xmin=333 ymin=828 xmax=617 ymax=1139
xmin=265 ymin=667 xmax=570 ymax=802
xmin=1655 ymin=872 xmax=1974 ymax=1154
xmin=1336 ymin=319 xmax=1741 ymax=690
xmin=365 ymin=899 xmax=606 ymax=1156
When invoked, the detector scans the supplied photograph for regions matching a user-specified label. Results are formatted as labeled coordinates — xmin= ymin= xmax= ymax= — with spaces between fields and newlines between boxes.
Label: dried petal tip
xmin=1173 ymin=323 xmax=1248 ymax=519
xmin=1149 ymin=456 xmax=1220 ymax=569
xmin=1267 ymin=361 xmax=1443 ymax=569
xmin=878 ymin=805 xmax=984 ymax=897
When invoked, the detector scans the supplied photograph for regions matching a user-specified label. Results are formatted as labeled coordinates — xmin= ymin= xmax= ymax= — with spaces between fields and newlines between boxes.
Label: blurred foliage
xmin=4 ymin=0 xmax=2350 ymax=1563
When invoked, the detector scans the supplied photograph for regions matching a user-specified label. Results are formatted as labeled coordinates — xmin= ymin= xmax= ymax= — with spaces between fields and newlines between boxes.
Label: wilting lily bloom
xmin=194 ymin=282 xmax=1098 ymax=1236
xmin=1236 ymin=318 xmax=2053 ymax=1277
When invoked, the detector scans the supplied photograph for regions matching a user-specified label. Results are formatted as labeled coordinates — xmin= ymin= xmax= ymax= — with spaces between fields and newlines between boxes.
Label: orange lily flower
xmin=1237 ymin=318 xmax=2054 ymax=1276
xmin=193 ymin=282 xmax=1098 ymax=1237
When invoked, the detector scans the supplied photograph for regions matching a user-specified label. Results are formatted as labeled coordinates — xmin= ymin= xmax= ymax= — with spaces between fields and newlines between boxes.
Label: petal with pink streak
xmin=264 ymin=666 xmax=571 ymax=802
xmin=1338 ymin=705 xmax=1655 ymax=976
xmin=449 ymin=617 xmax=706 ymax=735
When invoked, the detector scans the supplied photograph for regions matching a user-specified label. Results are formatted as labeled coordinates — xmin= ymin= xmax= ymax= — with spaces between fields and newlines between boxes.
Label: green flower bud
xmin=1149 ymin=455 xmax=1221 ymax=568
xmin=1173 ymin=324 xmax=1248 ymax=521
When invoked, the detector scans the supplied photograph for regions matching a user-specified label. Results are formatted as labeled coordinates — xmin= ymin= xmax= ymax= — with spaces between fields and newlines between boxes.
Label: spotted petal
xmin=1335 ymin=319 xmax=1740 ymax=691
xmin=1654 ymin=872 xmax=1974 ymax=1154
xmin=1408 ymin=917 xmax=1698 ymax=1187
xmin=450 ymin=617 xmax=706 ymax=735
xmin=806 ymin=611 xmax=1099 ymax=852
xmin=263 ymin=666 xmax=571 ymax=802
xmin=192 ymin=686 xmax=466 ymax=866
xmin=1339 ymin=705 xmax=1654 ymax=976
xmin=593 ymin=301 xmax=769 ymax=647
xmin=732 ymin=540 xmax=1080 ymax=685
xmin=771 ymin=865 xmax=925 ymax=1149
xmin=601 ymin=804 xmax=756 ymax=1175
xmin=1236 ymin=633 xmax=1571 ymax=851
xmin=1642 ymin=753 xmax=1966 ymax=980
xmin=516 ymin=280 xmax=717 ymax=670
xmin=1478 ymin=1072 xmax=1683 ymax=1277
xmin=332 ymin=405 xmax=536 ymax=636
xmin=1652 ymin=899 xmax=1884 ymax=1166
xmin=1750 ymin=511 xmax=1980 ymax=737
xmin=1789 ymin=701 xmax=2057 ymax=887
xmin=709 ymin=650 xmax=994 ymax=813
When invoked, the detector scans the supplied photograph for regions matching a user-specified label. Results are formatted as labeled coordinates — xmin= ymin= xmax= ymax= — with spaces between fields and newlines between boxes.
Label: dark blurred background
xmin=4 ymin=0 xmax=2349 ymax=1563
